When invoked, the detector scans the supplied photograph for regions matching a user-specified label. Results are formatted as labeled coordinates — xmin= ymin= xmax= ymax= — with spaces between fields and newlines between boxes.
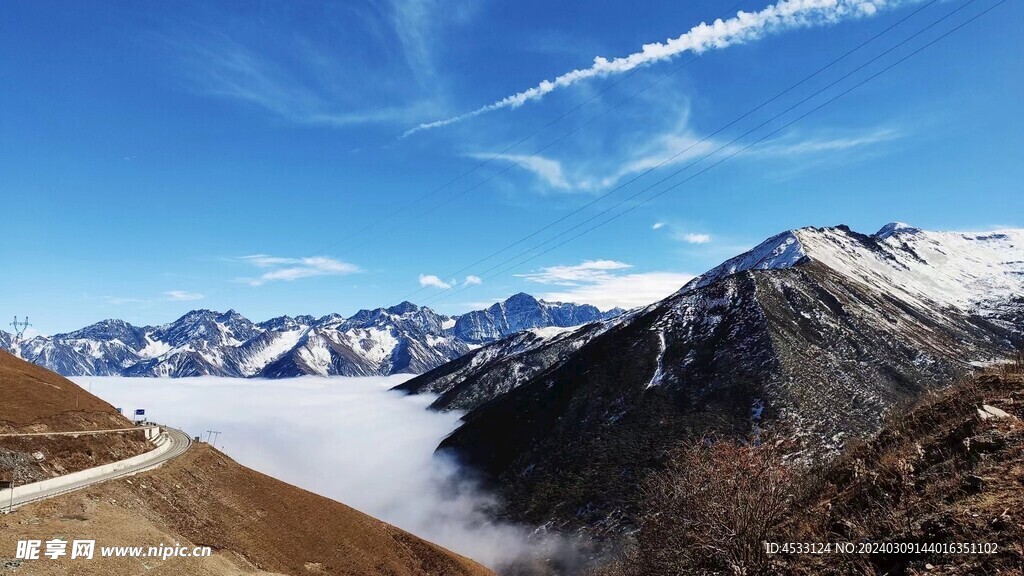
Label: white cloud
xmin=419 ymin=274 xmax=453 ymax=289
xmin=517 ymin=260 xmax=693 ymax=310
xmin=163 ymin=290 xmax=205 ymax=302
xmin=405 ymin=0 xmax=909 ymax=135
xmin=538 ymin=272 xmax=695 ymax=310
xmin=653 ymin=221 xmax=714 ymax=244
xmin=652 ymin=222 xmax=666 ymax=230
xmin=679 ymin=233 xmax=712 ymax=244
xmin=420 ymin=274 xmax=482 ymax=289
xmin=240 ymin=255 xmax=361 ymax=286
xmin=516 ymin=259 xmax=633 ymax=286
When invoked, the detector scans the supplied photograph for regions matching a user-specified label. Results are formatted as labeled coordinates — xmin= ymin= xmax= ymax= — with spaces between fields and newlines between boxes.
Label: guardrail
xmin=0 ymin=425 xmax=160 ymax=438
xmin=1 ymin=427 xmax=176 ymax=512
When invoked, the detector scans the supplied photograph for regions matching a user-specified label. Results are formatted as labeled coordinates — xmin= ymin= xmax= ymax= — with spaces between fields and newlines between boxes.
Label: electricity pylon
xmin=9 ymin=316 xmax=31 ymax=342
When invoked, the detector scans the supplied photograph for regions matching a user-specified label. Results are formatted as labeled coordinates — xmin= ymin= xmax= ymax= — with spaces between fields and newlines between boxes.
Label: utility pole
xmin=7 ymin=480 xmax=13 ymax=514
xmin=210 ymin=431 xmax=221 ymax=448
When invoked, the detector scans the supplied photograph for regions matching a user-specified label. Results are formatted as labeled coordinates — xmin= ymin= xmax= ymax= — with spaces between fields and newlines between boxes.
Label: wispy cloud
xmin=653 ymin=221 xmax=714 ymax=244
xmin=163 ymin=290 xmax=205 ymax=302
xmin=103 ymin=296 xmax=148 ymax=306
xmin=405 ymin=0 xmax=913 ymax=135
xmin=487 ymin=104 xmax=901 ymax=193
xmin=170 ymin=1 xmax=466 ymax=128
xmin=516 ymin=260 xmax=693 ymax=310
xmin=751 ymin=127 xmax=900 ymax=156
xmin=468 ymin=153 xmax=571 ymax=190
xmin=179 ymin=33 xmax=424 ymax=127
xmin=463 ymin=275 xmax=483 ymax=286
xmin=240 ymin=255 xmax=361 ymax=286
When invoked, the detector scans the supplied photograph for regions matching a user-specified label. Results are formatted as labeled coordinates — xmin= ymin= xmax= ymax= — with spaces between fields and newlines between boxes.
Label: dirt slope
xmin=0 ymin=443 xmax=493 ymax=576
xmin=0 ymin=351 xmax=128 ymax=431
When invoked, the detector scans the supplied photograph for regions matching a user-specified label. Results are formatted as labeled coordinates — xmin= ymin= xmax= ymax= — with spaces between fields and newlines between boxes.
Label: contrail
xmin=403 ymin=0 xmax=913 ymax=137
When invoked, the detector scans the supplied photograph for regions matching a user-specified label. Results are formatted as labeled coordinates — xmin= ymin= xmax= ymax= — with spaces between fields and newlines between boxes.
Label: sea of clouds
xmin=77 ymin=376 xmax=577 ymax=571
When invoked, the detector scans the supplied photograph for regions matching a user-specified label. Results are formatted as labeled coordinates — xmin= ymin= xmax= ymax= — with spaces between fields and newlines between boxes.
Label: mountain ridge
xmin=1 ymin=294 xmax=621 ymax=378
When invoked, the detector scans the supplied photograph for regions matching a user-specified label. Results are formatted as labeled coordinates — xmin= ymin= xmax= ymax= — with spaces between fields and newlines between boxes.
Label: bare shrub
xmin=622 ymin=437 xmax=798 ymax=575
xmin=996 ymin=345 xmax=1024 ymax=377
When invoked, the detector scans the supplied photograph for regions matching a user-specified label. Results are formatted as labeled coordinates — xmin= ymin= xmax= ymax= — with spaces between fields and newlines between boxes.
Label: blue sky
xmin=2 ymin=0 xmax=1021 ymax=335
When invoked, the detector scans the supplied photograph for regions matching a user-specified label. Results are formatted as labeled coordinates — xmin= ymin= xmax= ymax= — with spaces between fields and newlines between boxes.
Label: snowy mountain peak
xmin=504 ymin=292 xmax=539 ymax=306
xmin=315 ymin=313 xmax=346 ymax=327
xmin=686 ymin=229 xmax=808 ymax=290
xmin=386 ymin=301 xmax=422 ymax=316
xmin=62 ymin=318 xmax=146 ymax=343
xmin=874 ymin=221 xmax=921 ymax=239
xmin=257 ymin=315 xmax=313 ymax=332
xmin=452 ymin=292 xmax=620 ymax=344
xmin=685 ymin=223 xmax=1024 ymax=321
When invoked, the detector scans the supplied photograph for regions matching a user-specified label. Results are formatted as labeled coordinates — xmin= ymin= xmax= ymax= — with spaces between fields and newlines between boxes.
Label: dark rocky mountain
xmin=451 ymin=292 xmax=622 ymax=344
xmin=396 ymin=321 xmax=626 ymax=412
xmin=0 ymin=295 xmax=618 ymax=378
xmin=407 ymin=223 xmax=1023 ymax=535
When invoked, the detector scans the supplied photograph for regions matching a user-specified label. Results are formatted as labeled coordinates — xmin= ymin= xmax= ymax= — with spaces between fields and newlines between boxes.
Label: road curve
xmin=4 ymin=426 xmax=192 ymax=511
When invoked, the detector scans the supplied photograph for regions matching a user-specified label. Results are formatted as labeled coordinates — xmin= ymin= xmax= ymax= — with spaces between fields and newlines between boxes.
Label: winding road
xmin=2 ymin=426 xmax=192 ymax=511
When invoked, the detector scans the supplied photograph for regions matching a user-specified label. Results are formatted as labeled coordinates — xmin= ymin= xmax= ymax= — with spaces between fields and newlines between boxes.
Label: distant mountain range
xmin=399 ymin=223 xmax=1024 ymax=534
xmin=0 ymin=294 xmax=622 ymax=378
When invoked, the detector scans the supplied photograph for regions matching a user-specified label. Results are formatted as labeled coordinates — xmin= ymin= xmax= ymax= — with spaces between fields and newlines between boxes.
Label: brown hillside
xmin=0 ymin=351 xmax=128 ymax=430
xmin=1 ymin=352 xmax=151 ymax=482
xmin=0 ymin=443 xmax=494 ymax=576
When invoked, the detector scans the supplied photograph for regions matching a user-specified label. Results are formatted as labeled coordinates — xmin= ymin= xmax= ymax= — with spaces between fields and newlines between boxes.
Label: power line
xmin=419 ymin=0 xmax=1003 ymax=308
xmin=400 ymin=0 xmax=941 ymax=303
xmin=314 ymin=2 xmax=749 ymax=258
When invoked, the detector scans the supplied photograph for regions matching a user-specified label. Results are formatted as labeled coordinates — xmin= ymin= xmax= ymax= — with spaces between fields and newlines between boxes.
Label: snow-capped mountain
xmin=0 ymin=295 xmax=617 ymax=378
xmin=407 ymin=223 xmax=1024 ymax=534
xmin=451 ymin=292 xmax=623 ymax=343
xmin=259 ymin=302 xmax=470 ymax=377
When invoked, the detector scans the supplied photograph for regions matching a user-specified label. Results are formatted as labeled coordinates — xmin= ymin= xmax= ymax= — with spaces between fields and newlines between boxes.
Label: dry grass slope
xmin=0 ymin=350 xmax=126 ymax=431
